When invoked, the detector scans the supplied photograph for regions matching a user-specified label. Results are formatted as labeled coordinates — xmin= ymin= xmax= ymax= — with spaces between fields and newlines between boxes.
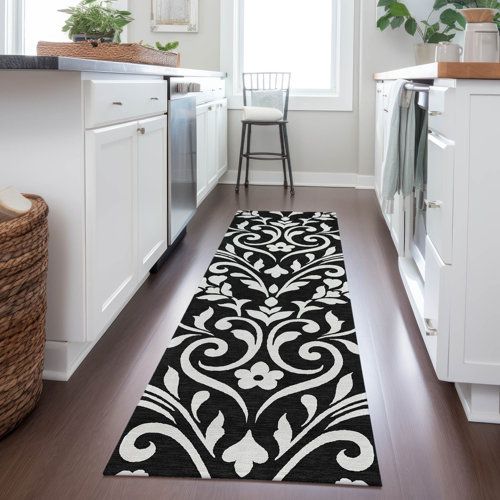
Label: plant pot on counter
xmin=461 ymin=8 xmax=497 ymax=24
xmin=415 ymin=43 xmax=439 ymax=65
xmin=72 ymin=33 xmax=114 ymax=43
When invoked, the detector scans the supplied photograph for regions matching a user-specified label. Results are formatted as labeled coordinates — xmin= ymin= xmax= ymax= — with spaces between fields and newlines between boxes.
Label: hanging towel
xmin=381 ymin=80 xmax=406 ymax=213
xmin=381 ymin=80 xmax=420 ymax=213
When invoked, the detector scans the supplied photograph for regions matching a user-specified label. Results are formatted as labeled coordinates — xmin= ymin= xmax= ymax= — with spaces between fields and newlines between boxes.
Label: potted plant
xmin=60 ymin=0 xmax=133 ymax=43
xmin=377 ymin=0 xmax=466 ymax=64
xmin=440 ymin=0 xmax=500 ymax=25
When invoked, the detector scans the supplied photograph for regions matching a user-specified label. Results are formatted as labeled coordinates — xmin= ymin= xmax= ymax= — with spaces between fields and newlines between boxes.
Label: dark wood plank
xmin=0 ymin=186 xmax=499 ymax=500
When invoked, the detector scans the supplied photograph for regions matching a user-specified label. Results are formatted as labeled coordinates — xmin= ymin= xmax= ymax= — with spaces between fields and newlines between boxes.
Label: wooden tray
xmin=37 ymin=41 xmax=180 ymax=68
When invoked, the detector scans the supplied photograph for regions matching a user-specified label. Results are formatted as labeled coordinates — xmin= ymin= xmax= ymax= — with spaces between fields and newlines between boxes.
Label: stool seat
xmin=242 ymin=106 xmax=284 ymax=123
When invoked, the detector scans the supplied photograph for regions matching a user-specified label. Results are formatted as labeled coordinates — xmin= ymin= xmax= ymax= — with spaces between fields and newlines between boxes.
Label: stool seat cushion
xmin=242 ymin=106 xmax=284 ymax=123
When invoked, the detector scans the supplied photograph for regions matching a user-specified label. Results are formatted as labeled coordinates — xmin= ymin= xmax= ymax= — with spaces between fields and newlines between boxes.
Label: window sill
xmin=227 ymin=94 xmax=353 ymax=112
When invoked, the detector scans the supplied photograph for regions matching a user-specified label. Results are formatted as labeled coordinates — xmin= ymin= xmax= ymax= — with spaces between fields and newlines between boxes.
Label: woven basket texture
xmin=0 ymin=195 xmax=48 ymax=439
xmin=37 ymin=41 xmax=180 ymax=67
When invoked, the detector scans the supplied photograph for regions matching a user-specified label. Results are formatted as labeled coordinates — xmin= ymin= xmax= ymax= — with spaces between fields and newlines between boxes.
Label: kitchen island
xmin=373 ymin=63 xmax=500 ymax=424
xmin=0 ymin=56 xmax=227 ymax=381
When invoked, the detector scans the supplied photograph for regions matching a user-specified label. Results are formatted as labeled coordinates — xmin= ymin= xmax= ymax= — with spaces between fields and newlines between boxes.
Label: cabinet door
xmin=206 ymin=103 xmax=218 ymax=189
xmin=196 ymin=105 xmax=209 ymax=205
xmin=137 ymin=115 xmax=168 ymax=278
xmin=374 ymin=82 xmax=385 ymax=202
xmin=216 ymin=99 xmax=228 ymax=178
xmin=85 ymin=122 xmax=138 ymax=340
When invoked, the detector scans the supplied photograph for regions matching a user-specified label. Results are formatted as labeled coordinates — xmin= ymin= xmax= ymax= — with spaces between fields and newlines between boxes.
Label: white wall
xmin=128 ymin=0 xmax=434 ymax=184
xmin=128 ymin=0 xmax=220 ymax=70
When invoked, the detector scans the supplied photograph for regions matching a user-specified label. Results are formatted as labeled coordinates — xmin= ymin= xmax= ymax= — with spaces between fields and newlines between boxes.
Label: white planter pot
xmin=415 ymin=43 xmax=438 ymax=65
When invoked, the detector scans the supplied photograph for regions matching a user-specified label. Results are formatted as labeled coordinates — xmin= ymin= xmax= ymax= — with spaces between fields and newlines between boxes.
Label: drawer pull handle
xmin=429 ymin=111 xmax=442 ymax=116
xmin=424 ymin=318 xmax=438 ymax=337
xmin=137 ymin=127 xmax=146 ymax=135
xmin=112 ymin=101 xmax=123 ymax=106
xmin=150 ymin=97 xmax=160 ymax=101
xmin=424 ymin=199 xmax=443 ymax=209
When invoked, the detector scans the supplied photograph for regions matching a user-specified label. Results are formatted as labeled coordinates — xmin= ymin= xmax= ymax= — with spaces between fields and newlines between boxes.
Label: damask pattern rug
xmin=104 ymin=211 xmax=382 ymax=486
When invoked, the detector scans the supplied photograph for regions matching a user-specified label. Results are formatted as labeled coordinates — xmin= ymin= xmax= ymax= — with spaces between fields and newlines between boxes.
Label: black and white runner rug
xmin=105 ymin=211 xmax=381 ymax=486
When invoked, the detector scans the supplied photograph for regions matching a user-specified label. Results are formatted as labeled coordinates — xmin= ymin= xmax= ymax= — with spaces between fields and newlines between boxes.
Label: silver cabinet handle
xmin=112 ymin=101 xmax=123 ymax=106
xmin=429 ymin=111 xmax=442 ymax=116
xmin=424 ymin=199 xmax=443 ymax=209
xmin=150 ymin=97 xmax=159 ymax=101
xmin=424 ymin=318 xmax=438 ymax=337
xmin=137 ymin=127 xmax=146 ymax=135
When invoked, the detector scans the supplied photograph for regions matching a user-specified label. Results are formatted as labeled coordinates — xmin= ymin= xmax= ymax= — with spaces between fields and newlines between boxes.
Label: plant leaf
xmin=405 ymin=17 xmax=418 ymax=36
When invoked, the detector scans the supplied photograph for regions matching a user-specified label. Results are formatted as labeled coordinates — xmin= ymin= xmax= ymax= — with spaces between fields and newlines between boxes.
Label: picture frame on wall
xmin=151 ymin=0 xmax=199 ymax=33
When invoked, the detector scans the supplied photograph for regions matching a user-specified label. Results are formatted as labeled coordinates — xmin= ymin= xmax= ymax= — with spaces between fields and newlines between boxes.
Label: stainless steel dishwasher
xmin=167 ymin=79 xmax=197 ymax=245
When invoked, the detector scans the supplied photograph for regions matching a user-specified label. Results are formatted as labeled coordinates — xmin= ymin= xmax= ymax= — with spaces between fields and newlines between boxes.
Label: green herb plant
xmin=139 ymin=41 xmax=180 ymax=52
xmin=377 ymin=0 xmax=466 ymax=43
xmin=60 ymin=0 xmax=134 ymax=43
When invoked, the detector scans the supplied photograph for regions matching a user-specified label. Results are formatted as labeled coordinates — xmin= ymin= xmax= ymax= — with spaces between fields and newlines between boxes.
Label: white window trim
xmin=220 ymin=0 xmax=355 ymax=112
xmin=1 ymin=0 xmax=24 ymax=54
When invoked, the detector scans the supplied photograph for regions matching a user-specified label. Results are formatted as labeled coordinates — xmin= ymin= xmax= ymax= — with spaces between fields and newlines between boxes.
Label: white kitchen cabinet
xmin=196 ymin=104 xmax=209 ymax=202
xmin=206 ymin=102 xmax=218 ymax=189
xmin=85 ymin=122 xmax=138 ymax=340
xmin=196 ymin=98 xmax=228 ymax=206
xmin=86 ymin=115 xmax=168 ymax=340
xmin=216 ymin=99 xmax=228 ymax=178
xmin=374 ymin=77 xmax=500 ymax=423
xmin=0 ymin=70 xmax=226 ymax=381
xmin=374 ymin=82 xmax=385 ymax=201
xmin=137 ymin=115 xmax=168 ymax=278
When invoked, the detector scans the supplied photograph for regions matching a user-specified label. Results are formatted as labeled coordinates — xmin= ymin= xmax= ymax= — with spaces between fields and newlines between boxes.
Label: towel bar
xmin=404 ymin=83 xmax=431 ymax=93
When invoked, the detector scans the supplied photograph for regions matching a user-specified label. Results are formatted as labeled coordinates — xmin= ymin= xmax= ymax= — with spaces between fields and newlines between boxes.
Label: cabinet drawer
xmin=427 ymin=130 xmax=454 ymax=264
xmin=85 ymin=80 xmax=167 ymax=129
xmin=428 ymin=86 xmax=455 ymax=137
xmin=424 ymin=237 xmax=451 ymax=379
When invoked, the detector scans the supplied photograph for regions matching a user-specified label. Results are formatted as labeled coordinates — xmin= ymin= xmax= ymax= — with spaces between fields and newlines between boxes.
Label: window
xmin=221 ymin=0 xmax=354 ymax=111
xmin=242 ymin=0 xmax=333 ymax=92
xmin=1 ymin=0 xmax=127 ymax=55
xmin=23 ymin=0 xmax=80 ymax=55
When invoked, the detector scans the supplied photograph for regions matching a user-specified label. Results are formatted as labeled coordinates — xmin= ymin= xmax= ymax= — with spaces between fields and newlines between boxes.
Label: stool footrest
xmin=242 ymin=152 xmax=286 ymax=161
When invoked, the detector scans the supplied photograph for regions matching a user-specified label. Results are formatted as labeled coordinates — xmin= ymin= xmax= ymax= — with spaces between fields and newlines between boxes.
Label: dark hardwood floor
xmin=1 ymin=185 xmax=499 ymax=500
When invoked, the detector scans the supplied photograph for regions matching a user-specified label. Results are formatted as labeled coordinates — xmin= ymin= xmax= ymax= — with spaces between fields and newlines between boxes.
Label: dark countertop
xmin=0 ymin=55 xmax=226 ymax=79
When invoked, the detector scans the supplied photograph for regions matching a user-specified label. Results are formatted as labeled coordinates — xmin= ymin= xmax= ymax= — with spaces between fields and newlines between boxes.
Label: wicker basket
xmin=37 ymin=41 xmax=180 ymax=68
xmin=0 ymin=195 xmax=49 ymax=439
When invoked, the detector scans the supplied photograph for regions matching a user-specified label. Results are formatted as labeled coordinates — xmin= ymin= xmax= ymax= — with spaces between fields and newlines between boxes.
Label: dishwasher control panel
xmin=169 ymin=77 xmax=225 ymax=104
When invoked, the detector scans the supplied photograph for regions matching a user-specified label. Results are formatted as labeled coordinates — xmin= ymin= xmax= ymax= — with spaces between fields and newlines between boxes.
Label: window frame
xmin=220 ymin=0 xmax=355 ymax=112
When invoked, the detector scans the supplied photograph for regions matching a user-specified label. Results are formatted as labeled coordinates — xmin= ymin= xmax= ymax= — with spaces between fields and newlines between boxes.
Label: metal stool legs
xmin=235 ymin=122 xmax=294 ymax=195
xmin=279 ymin=124 xmax=288 ymax=189
xmin=244 ymin=125 xmax=252 ymax=188
xmin=282 ymin=123 xmax=295 ymax=196
xmin=235 ymin=123 xmax=247 ymax=193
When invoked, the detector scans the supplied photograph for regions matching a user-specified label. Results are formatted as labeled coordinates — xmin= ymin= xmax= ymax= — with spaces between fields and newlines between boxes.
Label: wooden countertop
xmin=374 ymin=62 xmax=500 ymax=81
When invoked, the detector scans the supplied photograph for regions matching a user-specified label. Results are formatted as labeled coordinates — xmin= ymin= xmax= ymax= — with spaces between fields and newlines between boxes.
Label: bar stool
xmin=235 ymin=72 xmax=295 ymax=196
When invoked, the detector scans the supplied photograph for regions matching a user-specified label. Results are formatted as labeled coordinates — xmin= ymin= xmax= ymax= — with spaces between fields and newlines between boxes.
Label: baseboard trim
xmin=219 ymin=170 xmax=374 ymax=189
